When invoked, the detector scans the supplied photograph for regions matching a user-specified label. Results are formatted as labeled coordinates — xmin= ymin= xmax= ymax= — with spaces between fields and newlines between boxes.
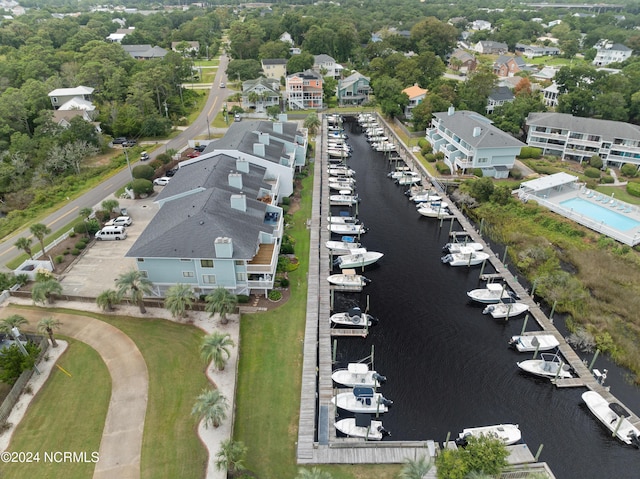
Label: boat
xmin=396 ymin=174 xmax=422 ymax=186
xmin=328 ymin=215 xmax=359 ymax=224
xmin=327 ymin=270 xmax=370 ymax=288
xmin=374 ymin=141 xmax=396 ymax=152
xmin=417 ymin=204 xmax=450 ymax=218
xmin=388 ymin=167 xmax=412 ymax=179
xmin=582 ymin=391 xmax=640 ymax=447
xmin=330 ymin=307 xmax=378 ymax=328
xmin=411 ymin=193 xmax=443 ymax=203
xmin=509 ymin=333 xmax=560 ymax=352
xmin=483 ymin=302 xmax=530 ymax=319
xmin=332 ymin=363 xmax=386 ymax=388
xmin=328 ymin=223 xmax=367 ymax=235
xmin=328 ymin=176 xmax=355 ymax=185
xmin=334 ymin=251 xmax=383 ymax=269
xmin=517 ymin=352 xmax=573 ymax=379
xmin=329 ymin=194 xmax=360 ymax=206
xmin=326 ymin=237 xmax=363 ymax=255
xmin=442 ymin=242 xmax=483 ymax=253
xmin=329 ymin=182 xmax=354 ymax=193
xmin=328 ymin=167 xmax=355 ymax=177
xmin=456 ymin=424 xmax=521 ymax=446
xmin=335 ymin=414 xmax=389 ymax=440
xmin=441 ymin=247 xmax=490 ymax=266
xmin=467 ymin=283 xmax=515 ymax=304
xmin=327 ymin=131 xmax=348 ymax=140
xmin=332 ymin=386 xmax=393 ymax=413
xmin=328 ymin=149 xmax=351 ymax=159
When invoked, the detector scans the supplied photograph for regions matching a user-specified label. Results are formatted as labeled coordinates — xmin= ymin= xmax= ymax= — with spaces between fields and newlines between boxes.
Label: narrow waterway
xmin=331 ymin=118 xmax=640 ymax=478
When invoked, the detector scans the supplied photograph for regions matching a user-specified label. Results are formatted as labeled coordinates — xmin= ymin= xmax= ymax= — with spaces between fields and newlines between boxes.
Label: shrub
xmin=69 ymin=232 xmax=76 ymax=238
xmin=421 ymin=144 xmax=433 ymax=156
xmin=627 ymin=181 xmax=640 ymax=197
xmin=472 ymin=168 xmax=483 ymax=177
xmin=434 ymin=151 xmax=445 ymax=161
xmin=424 ymin=153 xmax=436 ymax=162
xmin=280 ymin=278 xmax=290 ymax=288
xmin=55 ymin=255 xmax=64 ymax=264
xmin=589 ymin=155 xmax=603 ymax=169
xmin=268 ymin=290 xmax=282 ymax=301
xmin=435 ymin=161 xmax=449 ymax=174
xmin=75 ymin=241 xmax=87 ymax=250
xmin=281 ymin=196 xmax=291 ymax=205
xmin=149 ymin=159 xmax=163 ymax=170
xmin=417 ymin=138 xmax=428 ymax=148
xmin=621 ymin=163 xmax=638 ymax=178
xmin=132 ymin=164 xmax=155 ymax=180
xmin=131 ymin=178 xmax=154 ymax=197
xmin=280 ymin=243 xmax=294 ymax=254
xmin=237 ymin=294 xmax=250 ymax=304
xmin=601 ymin=175 xmax=614 ymax=184
xmin=585 ymin=178 xmax=599 ymax=189
xmin=156 ymin=153 xmax=172 ymax=164
xmin=519 ymin=146 xmax=542 ymax=159
xmin=509 ymin=168 xmax=522 ymax=180
xmin=583 ymin=167 xmax=601 ymax=179
xmin=71 ymin=248 xmax=80 ymax=255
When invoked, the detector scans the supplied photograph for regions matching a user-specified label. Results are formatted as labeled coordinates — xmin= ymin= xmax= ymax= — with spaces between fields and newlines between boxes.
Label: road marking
xmin=208 ymin=97 xmax=220 ymax=118
xmin=48 ymin=206 xmax=78 ymax=228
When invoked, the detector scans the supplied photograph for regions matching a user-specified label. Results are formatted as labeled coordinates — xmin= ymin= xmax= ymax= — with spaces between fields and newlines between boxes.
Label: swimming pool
xmin=560 ymin=197 xmax=640 ymax=231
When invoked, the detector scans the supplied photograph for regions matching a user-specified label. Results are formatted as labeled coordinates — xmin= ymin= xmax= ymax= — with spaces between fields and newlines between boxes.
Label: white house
xmin=592 ymin=40 xmax=632 ymax=67
xmin=313 ymin=54 xmax=343 ymax=79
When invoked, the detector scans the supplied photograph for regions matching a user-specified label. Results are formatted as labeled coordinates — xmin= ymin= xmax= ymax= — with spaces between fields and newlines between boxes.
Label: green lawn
xmin=0 ymin=339 xmax=110 ymax=479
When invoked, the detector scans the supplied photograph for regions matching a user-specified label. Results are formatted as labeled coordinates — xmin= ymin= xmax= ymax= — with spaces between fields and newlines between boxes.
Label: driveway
xmin=59 ymin=194 xmax=160 ymax=297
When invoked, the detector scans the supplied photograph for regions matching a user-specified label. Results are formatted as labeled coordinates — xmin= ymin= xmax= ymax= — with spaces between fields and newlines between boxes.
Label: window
xmin=202 ymin=274 xmax=217 ymax=284
xmin=236 ymin=272 xmax=247 ymax=281
xmin=139 ymin=270 xmax=148 ymax=278
xmin=180 ymin=258 xmax=191 ymax=262
xmin=182 ymin=271 xmax=194 ymax=278
xmin=137 ymin=258 xmax=145 ymax=262
xmin=235 ymin=260 xmax=244 ymax=266
xmin=200 ymin=259 xmax=214 ymax=268
xmin=478 ymin=158 xmax=488 ymax=164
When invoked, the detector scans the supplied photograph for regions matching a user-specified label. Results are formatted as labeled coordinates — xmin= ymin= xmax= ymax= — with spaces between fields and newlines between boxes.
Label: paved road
xmin=0 ymin=54 xmax=231 ymax=271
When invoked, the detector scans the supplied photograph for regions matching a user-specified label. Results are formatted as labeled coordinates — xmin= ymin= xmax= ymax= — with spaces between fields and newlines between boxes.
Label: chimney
xmin=473 ymin=126 xmax=481 ymax=137
xmin=230 ymin=193 xmax=247 ymax=212
xmin=448 ymin=105 xmax=455 ymax=116
xmin=258 ymin=132 xmax=270 ymax=145
xmin=253 ymin=143 xmax=265 ymax=157
xmin=214 ymin=237 xmax=233 ymax=258
xmin=273 ymin=122 xmax=283 ymax=134
xmin=228 ymin=172 xmax=243 ymax=189
xmin=236 ymin=158 xmax=249 ymax=173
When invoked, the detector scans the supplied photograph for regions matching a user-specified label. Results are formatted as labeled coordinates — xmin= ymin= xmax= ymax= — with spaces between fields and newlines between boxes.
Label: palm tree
xmin=296 ymin=467 xmax=334 ymax=479
xmin=214 ymin=439 xmax=247 ymax=476
xmin=164 ymin=283 xmax=196 ymax=319
xmin=115 ymin=270 xmax=154 ymax=313
xmin=201 ymin=331 xmax=235 ymax=371
xmin=304 ymin=112 xmax=321 ymax=136
xmin=32 ymin=278 xmax=63 ymax=305
xmin=30 ymin=223 xmax=51 ymax=257
xmin=0 ymin=315 xmax=28 ymax=335
xmin=79 ymin=207 xmax=93 ymax=238
xmin=399 ymin=455 xmax=432 ymax=479
xmin=101 ymin=199 xmax=119 ymax=214
xmin=248 ymin=91 xmax=259 ymax=108
xmin=37 ymin=317 xmax=62 ymax=347
xmin=15 ymin=237 xmax=33 ymax=260
xmin=204 ymin=287 xmax=238 ymax=325
xmin=96 ymin=289 xmax=121 ymax=312
xmin=191 ymin=388 xmax=229 ymax=428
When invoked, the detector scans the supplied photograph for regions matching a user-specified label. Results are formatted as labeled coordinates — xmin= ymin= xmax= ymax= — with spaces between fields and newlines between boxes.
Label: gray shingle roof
xmin=261 ymin=58 xmax=287 ymax=65
xmin=433 ymin=110 xmax=525 ymax=149
xmin=488 ymin=86 xmax=515 ymax=102
xmin=526 ymin=112 xmax=640 ymax=140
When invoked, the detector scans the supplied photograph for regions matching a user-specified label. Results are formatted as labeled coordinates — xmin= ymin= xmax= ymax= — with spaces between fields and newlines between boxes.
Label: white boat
xmin=332 ymin=363 xmax=386 ymax=388
xmin=467 ymin=283 xmax=514 ymax=304
xmin=335 ymin=415 xmax=389 ymax=440
xmin=582 ymin=391 xmax=640 ymax=447
xmin=332 ymin=387 xmax=393 ymax=413
xmin=397 ymin=174 xmax=422 ymax=186
xmin=329 ymin=194 xmax=359 ymax=206
xmin=328 ymin=215 xmax=359 ymax=224
xmin=328 ymin=149 xmax=351 ymax=159
xmin=483 ymin=302 xmax=530 ymax=319
xmin=327 ymin=132 xmax=348 ymax=140
xmin=326 ymin=237 xmax=363 ymax=255
xmin=328 ymin=167 xmax=355 ymax=177
xmin=329 ymin=182 xmax=354 ymax=193
xmin=388 ymin=167 xmax=412 ymax=179
xmin=415 ymin=200 xmax=449 ymax=210
xmin=411 ymin=193 xmax=442 ymax=203
xmin=334 ymin=251 xmax=383 ymax=269
xmin=509 ymin=333 xmax=560 ymax=352
xmin=374 ymin=141 xmax=396 ymax=152
xmin=330 ymin=307 xmax=377 ymax=328
xmin=417 ymin=204 xmax=450 ymax=218
xmin=443 ymin=242 xmax=483 ymax=253
xmin=456 ymin=424 xmax=521 ymax=446
xmin=328 ymin=223 xmax=367 ymax=235
xmin=441 ymin=247 xmax=490 ymax=266
xmin=328 ymin=176 xmax=355 ymax=185
xmin=517 ymin=353 xmax=573 ymax=379
xmin=327 ymin=270 xmax=370 ymax=288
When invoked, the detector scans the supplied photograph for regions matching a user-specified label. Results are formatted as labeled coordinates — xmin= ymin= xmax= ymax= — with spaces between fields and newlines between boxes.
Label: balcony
xmin=247 ymin=243 xmax=278 ymax=275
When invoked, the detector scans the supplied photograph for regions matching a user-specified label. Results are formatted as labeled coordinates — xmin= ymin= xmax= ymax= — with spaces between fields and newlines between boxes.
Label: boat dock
xmin=330 ymin=328 xmax=369 ymax=338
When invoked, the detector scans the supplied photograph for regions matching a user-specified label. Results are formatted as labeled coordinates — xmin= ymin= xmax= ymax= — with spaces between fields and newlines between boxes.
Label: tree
xmin=37 ymin=316 xmax=62 ymax=347
xmin=259 ymin=40 xmax=290 ymax=60
xmin=296 ymin=467 xmax=333 ymax=479
xmin=399 ymin=455 xmax=432 ymax=479
xmin=214 ymin=439 xmax=247 ymax=476
xmin=15 ymin=237 xmax=33 ymax=260
xmin=96 ymin=289 xmax=120 ymax=312
xmin=287 ymin=52 xmax=314 ymax=75
xmin=372 ymin=75 xmax=408 ymax=118
xmin=303 ymin=112 xmax=321 ymax=136
xmin=131 ymin=178 xmax=154 ymax=198
xmin=226 ymin=59 xmax=263 ymax=82
xmin=191 ymin=388 xmax=229 ymax=428
xmin=30 ymin=223 xmax=51 ymax=257
xmin=132 ymin=164 xmax=155 ymax=180
xmin=0 ymin=342 xmax=40 ymax=385
xmin=0 ymin=314 xmax=28 ymax=334
xmin=228 ymin=20 xmax=265 ymax=59
xmin=101 ymin=199 xmax=119 ymax=214
xmin=410 ymin=17 xmax=458 ymax=58
xmin=31 ymin=278 xmax=63 ymax=305
xmin=164 ymin=283 xmax=196 ymax=319
xmin=115 ymin=269 xmax=154 ymax=314
xmin=201 ymin=331 xmax=235 ymax=371
xmin=204 ymin=287 xmax=238 ymax=325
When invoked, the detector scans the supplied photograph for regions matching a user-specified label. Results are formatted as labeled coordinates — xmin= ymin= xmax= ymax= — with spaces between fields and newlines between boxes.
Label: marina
xmin=297 ymin=113 xmax=640 ymax=477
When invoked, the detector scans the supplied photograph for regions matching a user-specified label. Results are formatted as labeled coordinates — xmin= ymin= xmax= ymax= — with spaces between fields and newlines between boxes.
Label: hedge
xmin=627 ymin=181 xmax=640 ymax=197
xmin=584 ymin=167 xmax=601 ymax=179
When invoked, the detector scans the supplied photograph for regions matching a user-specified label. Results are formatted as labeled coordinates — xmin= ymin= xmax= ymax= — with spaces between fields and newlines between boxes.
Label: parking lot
xmin=59 ymin=194 xmax=160 ymax=297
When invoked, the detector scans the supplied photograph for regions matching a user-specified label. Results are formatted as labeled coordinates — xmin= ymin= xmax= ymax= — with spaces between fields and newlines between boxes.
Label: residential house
xmin=279 ymin=32 xmax=294 ymax=45
xmin=261 ymin=58 xmax=287 ymax=81
xmin=542 ymin=82 xmax=560 ymax=108
xmin=470 ymin=20 xmax=492 ymax=31
xmin=125 ymin=154 xmax=284 ymax=296
xmin=48 ymin=86 xmax=94 ymax=110
xmin=402 ymin=84 xmax=428 ymax=119
xmin=241 ymin=78 xmax=281 ymax=112
xmin=313 ymin=54 xmax=342 ymax=79
xmin=286 ymin=70 xmax=323 ymax=110
xmin=289 ymin=47 xmax=301 ymax=55
xmin=426 ymin=107 xmax=525 ymax=178
xmin=52 ymin=110 xmax=101 ymax=133
xmin=532 ymin=66 xmax=558 ymax=82
xmin=592 ymin=40 xmax=632 ymax=67
xmin=337 ymin=72 xmax=371 ymax=106
xmin=525 ymin=112 xmax=640 ymax=168
xmin=106 ymin=27 xmax=135 ymax=43
xmin=515 ymin=43 xmax=561 ymax=58
xmin=448 ymin=49 xmax=478 ymax=74
xmin=474 ymin=40 xmax=508 ymax=55
xmin=121 ymin=44 xmax=168 ymax=60
xmin=493 ymin=55 xmax=526 ymax=77
xmin=171 ymin=41 xmax=199 ymax=55
xmin=486 ymin=86 xmax=515 ymax=114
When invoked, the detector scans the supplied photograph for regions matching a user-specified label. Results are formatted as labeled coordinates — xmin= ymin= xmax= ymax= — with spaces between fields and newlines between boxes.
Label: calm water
xmin=560 ymin=197 xmax=640 ymax=231
xmin=330 ymin=119 xmax=640 ymax=478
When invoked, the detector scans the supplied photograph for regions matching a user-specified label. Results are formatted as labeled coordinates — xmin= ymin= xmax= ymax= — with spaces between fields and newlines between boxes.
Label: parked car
xmin=123 ymin=139 xmax=137 ymax=147
xmin=153 ymin=177 xmax=171 ymax=186
xmin=112 ymin=137 xmax=128 ymax=145
xmin=165 ymin=168 xmax=178 ymax=177
xmin=95 ymin=226 xmax=127 ymax=241
xmin=220 ymin=82 xmax=226 ymax=88
xmin=187 ymin=150 xmax=201 ymax=158
xmin=194 ymin=144 xmax=206 ymax=152
xmin=105 ymin=216 xmax=132 ymax=227
xmin=234 ymin=113 xmax=241 ymax=122
xmin=140 ymin=151 xmax=150 ymax=161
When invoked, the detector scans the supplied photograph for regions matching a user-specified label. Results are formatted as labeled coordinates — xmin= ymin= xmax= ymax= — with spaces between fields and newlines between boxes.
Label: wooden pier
xmin=330 ymin=328 xmax=369 ymax=338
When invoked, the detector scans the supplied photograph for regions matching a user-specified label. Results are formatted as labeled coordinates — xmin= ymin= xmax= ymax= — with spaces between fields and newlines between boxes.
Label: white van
xmin=95 ymin=226 xmax=127 ymax=241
